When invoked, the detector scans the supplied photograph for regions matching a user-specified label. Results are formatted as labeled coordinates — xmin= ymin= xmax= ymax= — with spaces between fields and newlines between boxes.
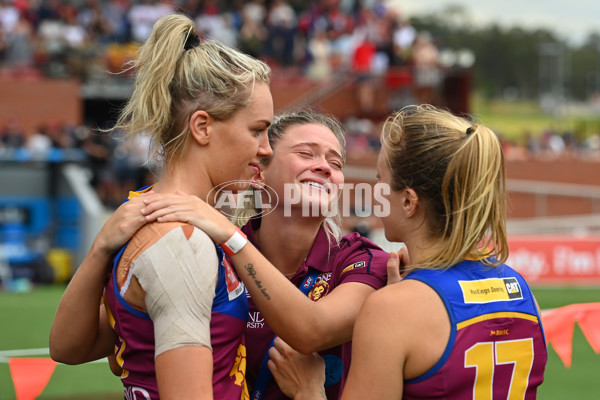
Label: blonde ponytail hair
xmin=381 ymin=104 xmax=508 ymax=270
xmin=113 ymin=13 xmax=271 ymax=165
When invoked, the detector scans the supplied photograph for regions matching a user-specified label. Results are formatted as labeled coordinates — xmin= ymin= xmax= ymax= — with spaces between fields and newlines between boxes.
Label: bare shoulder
xmin=354 ymin=278 xmax=450 ymax=380
xmin=365 ymin=279 xmax=441 ymax=309
xmin=359 ymin=279 xmax=449 ymax=336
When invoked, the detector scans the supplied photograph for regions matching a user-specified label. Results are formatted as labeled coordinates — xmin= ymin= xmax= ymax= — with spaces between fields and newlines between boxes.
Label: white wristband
xmin=221 ymin=229 xmax=248 ymax=256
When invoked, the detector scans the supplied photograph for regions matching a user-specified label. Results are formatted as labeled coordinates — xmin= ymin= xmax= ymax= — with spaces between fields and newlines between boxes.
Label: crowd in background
xmin=2 ymin=114 xmax=599 ymax=208
xmin=0 ymin=0 xmax=429 ymax=80
xmin=1 ymin=0 xmax=600 ymax=206
xmin=0 ymin=0 xmax=449 ymax=114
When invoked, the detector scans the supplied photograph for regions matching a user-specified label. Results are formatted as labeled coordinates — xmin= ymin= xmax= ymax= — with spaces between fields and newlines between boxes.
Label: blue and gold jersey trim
xmin=457 ymin=311 xmax=539 ymax=330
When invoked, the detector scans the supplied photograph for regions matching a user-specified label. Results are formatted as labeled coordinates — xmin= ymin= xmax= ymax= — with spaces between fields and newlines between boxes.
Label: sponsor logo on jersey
xmin=503 ymin=277 xmax=523 ymax=299
xmin=341 ymin=261 xmax=366 ymax=275
xmin=303 ymin=275 xmax=314 ymax=288
xmin=223 ymin=257 xmax=245 ymax=300
xmin=316 ymin=272 xmax=332 ymax=282
xmin=124 ymin=386 xmax=151 ymax=400
xmin=247 ymin=311 xmax=265 ymax=329
xmin=460 ymin=277 xmax=524 ymax=303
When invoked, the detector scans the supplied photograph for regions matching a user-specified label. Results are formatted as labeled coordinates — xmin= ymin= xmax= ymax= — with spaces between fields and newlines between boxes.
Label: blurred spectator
xmin=26 ymin=124 xmax=53 ymax=157
xmin=319 ymin=4 xmax=355 ymax=71
xmin=76 ymin=0 xmax=110 ymax=43
xmin=3 ymin=11 xmax=34 ymax=72
xmin=392 ymin=16 xmax=415 ymax=65
xmin=0 ymin=0 xmax=19 ymax=35
xmin=242 ymin=0 xmax=266 ymax=26
xmin=540 ymin=129 xmax=565 ymax=157
xmin=351 ymin=32 xmax=376 ymax=115
xmin=0 ymin=118 xmax=25 ymax=149
xmin=525 ymin=130 xmax=540 ymax=155
xmin=100 ymin=0 xmax=130 ymax=43
xmin=201 ymin=10 xmax=238 ymax=48
xmin=305 ymin=27 xmax=332 ymax=80
xmin=62 ymin=6 xmax=89 ymax=78
xmin=77 ymin=126 xmax=116 ymax=205
xmin=128 ymin=0 xmax=173 ymax=43
xmin=195 ymin=0 xmax=223 ymax=39
xmin=266 ymin=0 xmax=297 ymax=66
xmin=108 ymin=131 xmax=152 ymax=206
xmin=238 ymin=2 xmax=267 ymax=58
xmin=411 ymin=31 xmax=441 ymax=104
xmin=46 ymin=122 xmax=73 ymax=149
xmin=0 ymin=29 xmax=8 ymax=69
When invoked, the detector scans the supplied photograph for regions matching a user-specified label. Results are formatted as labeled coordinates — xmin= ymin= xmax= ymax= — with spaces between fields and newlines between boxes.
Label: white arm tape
xmin=132 ymin=226 xmax=218 ymax=358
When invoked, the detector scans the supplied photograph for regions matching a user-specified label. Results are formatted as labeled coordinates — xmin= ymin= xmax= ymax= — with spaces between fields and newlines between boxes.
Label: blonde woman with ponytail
xmin=50 ymin=13 xmax=274 ymax=399
xmin=267 ymin=104 xmax=548 ymax=399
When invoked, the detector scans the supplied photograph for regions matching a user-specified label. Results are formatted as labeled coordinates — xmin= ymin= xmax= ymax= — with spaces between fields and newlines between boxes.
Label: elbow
xmin=293 ymin=342 xmax=320 ymax=355
xmin=49 ymin=346 xmax=74 ymax=364
xmin=49 ymin=339 xmax=84 ymax=365
xmin=282 ymin=330 xmax=329 ymax=354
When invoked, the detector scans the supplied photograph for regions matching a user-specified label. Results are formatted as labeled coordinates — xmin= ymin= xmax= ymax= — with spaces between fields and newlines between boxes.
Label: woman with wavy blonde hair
xmin=50 ymin=13 xmax=274 ymax=399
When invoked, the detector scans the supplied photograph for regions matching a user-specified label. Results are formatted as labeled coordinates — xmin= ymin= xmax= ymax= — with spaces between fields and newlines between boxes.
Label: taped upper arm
xmin=133 ymin=226 xmax=219 ymax=357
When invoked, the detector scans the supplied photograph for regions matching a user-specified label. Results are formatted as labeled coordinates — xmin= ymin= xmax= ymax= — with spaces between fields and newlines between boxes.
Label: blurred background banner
xmin=509 ymin=235 xmax=600 ymax=285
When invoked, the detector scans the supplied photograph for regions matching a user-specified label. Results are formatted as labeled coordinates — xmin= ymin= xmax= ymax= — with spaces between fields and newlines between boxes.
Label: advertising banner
xmin=508 ymin=235 xmax=600 ymax=285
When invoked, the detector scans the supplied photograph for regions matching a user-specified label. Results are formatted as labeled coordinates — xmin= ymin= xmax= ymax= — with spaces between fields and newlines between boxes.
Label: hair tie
xmin=466 ymin=126 xmax=474 ymax=135
xmin=184 ymin=33 xmax=200 ymax=51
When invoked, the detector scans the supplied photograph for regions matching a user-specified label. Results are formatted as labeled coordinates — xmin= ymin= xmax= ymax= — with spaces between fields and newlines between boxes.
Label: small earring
xmin=251 ymin=181 xmax=265 ymax=190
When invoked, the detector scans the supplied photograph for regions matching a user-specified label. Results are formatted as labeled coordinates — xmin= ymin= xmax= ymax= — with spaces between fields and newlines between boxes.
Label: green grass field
xmin=0 ymin=285 xmax=122 ymax=400
xmin=0 ymin=284 xmax=598 ymax=399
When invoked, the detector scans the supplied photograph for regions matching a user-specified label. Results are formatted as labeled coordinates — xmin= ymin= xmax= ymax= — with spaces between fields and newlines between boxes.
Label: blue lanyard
xmin=250 ymin=270 xmax=319 ymax=400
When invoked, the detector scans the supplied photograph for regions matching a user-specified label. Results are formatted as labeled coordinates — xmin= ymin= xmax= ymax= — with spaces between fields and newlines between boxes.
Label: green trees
xmin=409 ymin=7 xmax=600 ymax=102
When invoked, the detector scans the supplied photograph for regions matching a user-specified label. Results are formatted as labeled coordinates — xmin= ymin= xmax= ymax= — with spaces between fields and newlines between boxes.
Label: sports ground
xmin=0 ymin=284 xmax=598 ymax=399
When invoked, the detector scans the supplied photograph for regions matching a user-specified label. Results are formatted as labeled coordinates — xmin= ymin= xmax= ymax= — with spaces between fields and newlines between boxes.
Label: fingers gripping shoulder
xmin=132 ymin=226 xmax=218 ymax=357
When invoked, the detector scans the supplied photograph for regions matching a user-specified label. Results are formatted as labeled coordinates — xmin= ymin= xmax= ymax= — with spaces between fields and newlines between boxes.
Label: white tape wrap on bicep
xmin=132 ymin=226 xmax=218 ymax=358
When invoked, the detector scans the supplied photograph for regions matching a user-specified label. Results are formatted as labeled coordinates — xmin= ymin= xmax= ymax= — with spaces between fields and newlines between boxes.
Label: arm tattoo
xmin=244 ymin=263 xmax=271 ymax=300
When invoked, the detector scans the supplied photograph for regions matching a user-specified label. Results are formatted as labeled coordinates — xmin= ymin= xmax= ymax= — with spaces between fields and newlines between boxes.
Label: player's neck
xmin=256 ymin=214 xmax=321 ymax=276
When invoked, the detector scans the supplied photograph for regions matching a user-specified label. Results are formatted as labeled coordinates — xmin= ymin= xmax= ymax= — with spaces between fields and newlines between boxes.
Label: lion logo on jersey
xmin=308 ymin=281 xmax=330 ymax=301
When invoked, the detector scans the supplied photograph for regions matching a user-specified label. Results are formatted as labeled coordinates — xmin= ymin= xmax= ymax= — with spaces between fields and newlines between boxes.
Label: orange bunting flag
xmin=542 ymin=303 xmax=600 ymax=368
xmin=8 ymin=358 xmax=57 ymax=400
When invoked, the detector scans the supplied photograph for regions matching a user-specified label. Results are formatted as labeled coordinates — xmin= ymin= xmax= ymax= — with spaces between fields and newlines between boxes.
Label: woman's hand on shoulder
xmin=93 ymin=192 xmax=153 ymax=254
xmin=140 ymin=191 xmax=235 ymax=244
xmin=386 ymin=246 xmax=410 ymax=285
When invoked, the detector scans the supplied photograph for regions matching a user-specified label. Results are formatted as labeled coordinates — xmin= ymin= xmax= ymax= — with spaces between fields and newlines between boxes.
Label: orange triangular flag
xmin=577 ymin=304 xmax=600 ymax=354
xmin=542 ymin=307 xmax=576 ymax=368
xmin=8 ymin=358 xmax=57 ymax=400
